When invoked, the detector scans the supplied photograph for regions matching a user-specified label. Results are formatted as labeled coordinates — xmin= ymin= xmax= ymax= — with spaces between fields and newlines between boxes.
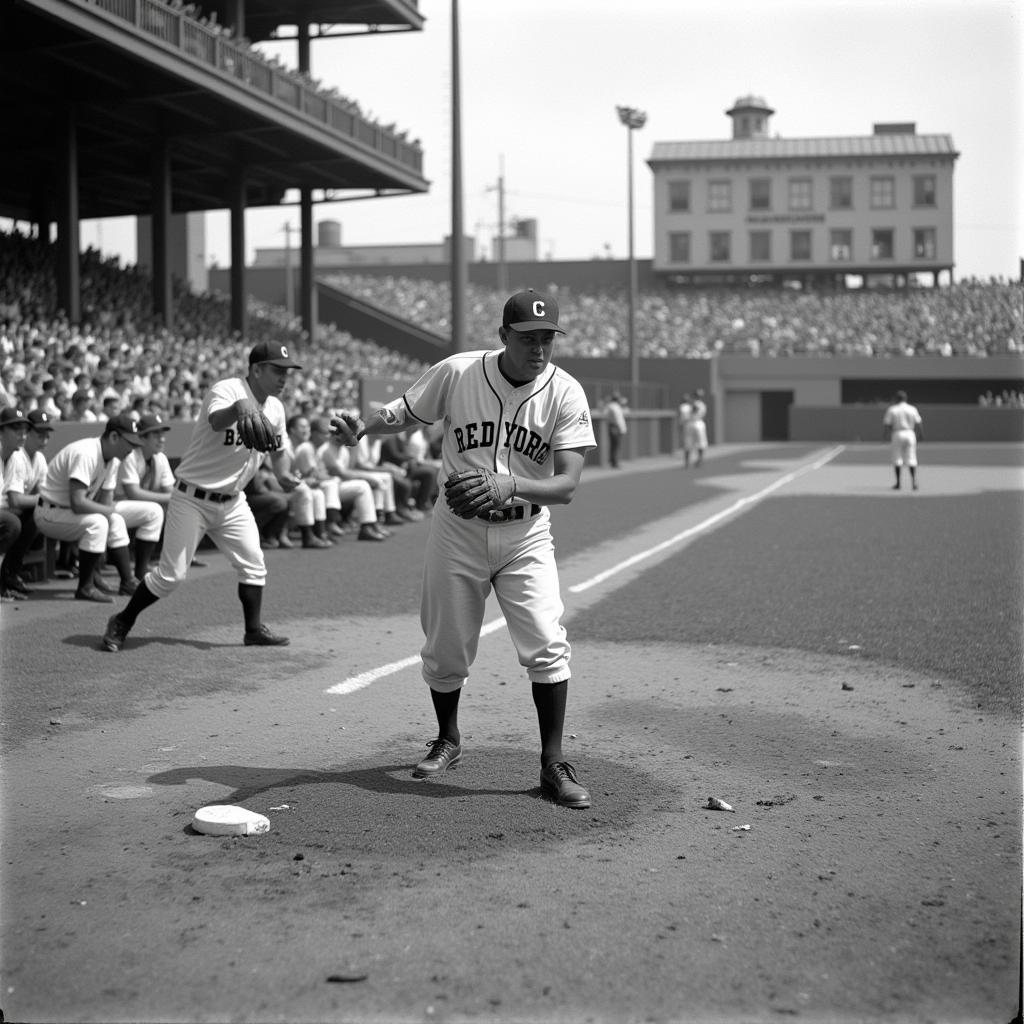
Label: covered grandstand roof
xmin=0 ymin=0 xmax=428 ymax=222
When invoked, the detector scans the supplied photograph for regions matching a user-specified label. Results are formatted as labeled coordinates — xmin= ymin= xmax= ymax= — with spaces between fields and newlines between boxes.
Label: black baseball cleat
xmin=76 ymin=585 xmax=114 ymax=604
xmin=412 ymin=738 xmax=462 ymax=778
xmin=118 ymin=578 xmax=139 ymax=596
xmin=540 ymin=761 xmax=591 ymax=809
xmin=101 ymin=614 xmax=131 ymax=652
xmin=2 ymin=574 xmax=31 ymax=596
xmin=243 ymin=624 xmax=290 ymax=647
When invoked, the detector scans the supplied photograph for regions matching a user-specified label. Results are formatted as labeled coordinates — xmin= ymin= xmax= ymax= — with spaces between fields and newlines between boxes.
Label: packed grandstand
xmin=1 ymin=229 xmax=1021 ymax=422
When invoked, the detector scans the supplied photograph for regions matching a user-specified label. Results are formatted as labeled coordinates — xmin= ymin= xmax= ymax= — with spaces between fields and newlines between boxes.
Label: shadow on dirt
xmin=148 ymin=746 xmax=672 ymax=863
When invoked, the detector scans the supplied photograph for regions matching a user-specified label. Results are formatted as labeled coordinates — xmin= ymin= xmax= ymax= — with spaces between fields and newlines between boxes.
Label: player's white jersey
xmin=883 ymin=401 xmax=922 ymax=433
xmin=38 ymin=437 xmax=119 ymax=505
xmin=174 ymin=377 xmax=286 ymax=493
xmin=381 ymin=349 xmax=596 ymax=500
xmin=116 ymin=447 xmax=174 ymax=499
xmin=3 ymin=448 xmax=47 ymax=503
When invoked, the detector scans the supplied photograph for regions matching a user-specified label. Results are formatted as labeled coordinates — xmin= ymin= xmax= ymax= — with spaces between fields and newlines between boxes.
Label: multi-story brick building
xmin=647 ymin=96 xmax=958 ymax=288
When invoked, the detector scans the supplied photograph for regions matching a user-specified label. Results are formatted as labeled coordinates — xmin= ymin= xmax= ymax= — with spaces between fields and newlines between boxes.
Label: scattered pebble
xmin=706 ymin=797 xmax=735 ymax=812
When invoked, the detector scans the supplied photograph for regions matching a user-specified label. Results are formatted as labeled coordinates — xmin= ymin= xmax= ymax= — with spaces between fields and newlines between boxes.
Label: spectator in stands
xmin=382 ymin=427 xmax=438 ymax=513
xmin=244 ymin=462 xmax=294 ymax=549
xmin=0 ymin=407 xmax=30 ymax=600
xmin=300 ymin=417 xmax=348 ymax=540
xmin=0 ymin=409 xmax=53 ymax=597
xmin=344 ymin=420 xmax=408 ymax=528
xmin=317 ymin=425 xmax=389 ymax=541
xmin=33 ymin=414 xmax=146 ymax=602
xmin=66 ymin=390 xmax=98 ymax=422
xmin=282 ymin=414 xmax=332 ymax=548
xmin=114 ymin=412 xmax=175 ymax=580
xmin=603 ymin=392 xmax=628 ymax=469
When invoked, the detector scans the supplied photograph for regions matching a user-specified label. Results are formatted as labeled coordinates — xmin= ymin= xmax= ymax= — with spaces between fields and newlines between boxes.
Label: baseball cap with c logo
xmin=502 ymin=290 xmax=565 ymax=334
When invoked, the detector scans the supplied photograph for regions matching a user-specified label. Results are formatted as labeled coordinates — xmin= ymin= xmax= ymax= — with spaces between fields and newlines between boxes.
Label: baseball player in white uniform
xmin=1 ymin=408 xmax=54 ymax=598
xmin=681 ymin=389 xmax=708 ymax=467
xmin=883 ymin=390 xmax=923 ymax=490
xmin=100 ymin=342 xmax=303 ymax=652
xmin=332 ymin=289 xmax=597 ymax=809
xmin=33 ymin=413 xmax=147 ymax=602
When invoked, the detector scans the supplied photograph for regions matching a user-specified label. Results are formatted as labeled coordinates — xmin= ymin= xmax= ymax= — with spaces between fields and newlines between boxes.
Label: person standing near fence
xmin=604 ymin=392 xmax=627 ymax=469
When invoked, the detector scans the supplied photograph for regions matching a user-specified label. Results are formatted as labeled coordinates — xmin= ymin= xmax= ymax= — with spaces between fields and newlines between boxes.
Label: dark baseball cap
xmin=137 ymin=412 xmax=171 ymax=435
xmin=502 ymin=290 xmax=565 ymax=334
xmin=104 ymin=413 xmax=144 ymax=445
xmin=27 ymin=409 xmax=55 ymax=432
xmin=248 ymin=341 xmax=302 ymax=369
xmin=0 ymin=406 xmax=31 ymax=428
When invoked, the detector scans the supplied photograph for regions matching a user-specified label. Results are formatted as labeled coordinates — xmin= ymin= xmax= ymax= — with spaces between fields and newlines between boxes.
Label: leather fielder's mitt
xmin=236 ymin=407 xmax=279 ymax=452
xmin=444 ymin=469 xmax=515 ymax=519
xmin=329 ymin=412 xmax=363 ymax=447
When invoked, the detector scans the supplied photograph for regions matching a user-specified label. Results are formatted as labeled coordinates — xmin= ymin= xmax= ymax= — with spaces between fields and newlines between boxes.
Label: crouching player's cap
xmin=248 ymin=341 xmax=302 ymax=369
xmin=502 ymin=290 xmax=565 ymax=334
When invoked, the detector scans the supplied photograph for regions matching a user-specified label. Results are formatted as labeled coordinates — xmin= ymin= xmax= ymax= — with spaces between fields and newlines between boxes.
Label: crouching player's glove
xmin=444 ymin=469 xmax=515 ymax=519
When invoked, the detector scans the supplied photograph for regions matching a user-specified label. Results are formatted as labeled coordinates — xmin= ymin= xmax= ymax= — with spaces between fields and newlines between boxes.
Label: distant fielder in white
xmin=883 ymin=389 xmax=923 ymax=491
xmin=332 ymin=290 xmax=597 ymax=809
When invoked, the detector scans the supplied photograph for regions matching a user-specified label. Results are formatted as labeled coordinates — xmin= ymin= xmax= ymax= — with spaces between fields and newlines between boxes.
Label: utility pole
xmin=485 ymin=156 xmax=508 ymax=293
xmin=616 ymin=104 xmax=647 ymax=405
xmin=282 ymin=221 xmax=295 ymax=315
xmin=450 ymin=0 xmax=467 ymax=351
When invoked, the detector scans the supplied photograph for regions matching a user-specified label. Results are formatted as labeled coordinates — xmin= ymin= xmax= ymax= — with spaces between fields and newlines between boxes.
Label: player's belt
xmin=38 ymin=498 xmax=69 ymax=510
xmin=477 ymin=503 xmax=542 ymax=524
xmin=176 ymin=480 xmax=234 ymax=503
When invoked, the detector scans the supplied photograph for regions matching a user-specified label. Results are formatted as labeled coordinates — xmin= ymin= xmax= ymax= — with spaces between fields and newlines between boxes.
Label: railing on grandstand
xmin=80 ymin=0 xmax=423 ymax=175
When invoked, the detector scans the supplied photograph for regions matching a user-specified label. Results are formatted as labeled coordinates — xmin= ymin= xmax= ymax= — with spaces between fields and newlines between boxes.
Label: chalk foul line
xmin=325 ymin=445 xmax=843 ymax=695
xmin=567 ymin=444 xmax=846 ymax=594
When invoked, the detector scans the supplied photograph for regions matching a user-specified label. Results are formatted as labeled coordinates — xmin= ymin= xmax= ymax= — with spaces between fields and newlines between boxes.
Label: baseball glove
xmin=236 ymin=406 xmax=279 ymax=452
xmin=329 ymin=411 xmax=364 ymax=447
xmin=444 ymin=469 xmax=515 ymax=519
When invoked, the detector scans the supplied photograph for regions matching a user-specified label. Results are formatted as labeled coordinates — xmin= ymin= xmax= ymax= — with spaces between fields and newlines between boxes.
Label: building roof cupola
xmin=726 ymin=95 xmax=775 ymax=139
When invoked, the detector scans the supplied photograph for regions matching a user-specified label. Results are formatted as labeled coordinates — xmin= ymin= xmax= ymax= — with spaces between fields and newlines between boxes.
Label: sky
xmin=64 ymin=0 xmax=1024 ymax=280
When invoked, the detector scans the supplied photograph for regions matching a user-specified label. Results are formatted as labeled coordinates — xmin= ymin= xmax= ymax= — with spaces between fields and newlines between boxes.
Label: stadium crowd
xmin=331 ymin=272 xmax=1023 ymax=359
xmin=2 ymin=226 xmax=1021 ymax=595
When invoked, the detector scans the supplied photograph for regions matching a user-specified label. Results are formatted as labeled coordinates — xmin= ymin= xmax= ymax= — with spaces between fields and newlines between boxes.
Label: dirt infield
xmin=2 ymin=444 xmax=1021 ymax=1024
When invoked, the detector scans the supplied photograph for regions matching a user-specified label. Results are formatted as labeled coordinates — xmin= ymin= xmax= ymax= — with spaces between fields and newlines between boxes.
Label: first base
xmin=192 ymin=805 xmax=270 ymax=836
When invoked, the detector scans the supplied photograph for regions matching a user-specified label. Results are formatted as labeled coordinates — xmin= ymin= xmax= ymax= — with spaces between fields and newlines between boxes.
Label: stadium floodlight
xmin=616 ymin=106 xmax=647 ymax=402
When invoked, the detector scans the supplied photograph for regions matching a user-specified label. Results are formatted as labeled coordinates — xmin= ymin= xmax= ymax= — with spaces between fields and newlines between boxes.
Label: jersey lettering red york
xmin=222 ymin=427 xmax=281 ymax=449
xmin=452 ymin=419 xmax=551 ymax=464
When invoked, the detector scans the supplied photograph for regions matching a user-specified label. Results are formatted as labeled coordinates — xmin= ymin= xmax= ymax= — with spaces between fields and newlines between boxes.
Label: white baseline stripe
xmin=325 ymin=445 xmax=843 ymax=695
xmin=568 ymin=444 xmax=845 ymax=594
xmin=325 ymin=618 xmax=508 ymax=695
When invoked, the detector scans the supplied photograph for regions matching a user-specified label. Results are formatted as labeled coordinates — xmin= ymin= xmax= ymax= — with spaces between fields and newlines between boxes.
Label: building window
xmin=709 ymin=231 xmax=731 ymax=262
xmin=749 ymin=230 xmax=771 ymax=262
xmin=871 ymin=229 xmax=894 ymax=259
xmin=829 ymin=229 xmax=853 ymax=261
xmin=668 ymin=180 xmax=691 ymax=212
xmin=708 ymin=180 xmax=732 ymax=213
xmin=870 ymin=176 xmax=895 ymax=209
xmin=788 ymin=178 xmax=813 ymax=211
xmin=669 ymin=231 xmax=691 ymax=263
xmin=790 ymin=230 xmax=812 ymax=261
xmin=913 ymin=175 xmax=936 ymax=207
xmin=830 ymin=176 xmax=853 ymax=209
xmin=749 ymin=178 xmax=771 ymax=211
xmin=913 ymin=228 xmax=937 ymax=259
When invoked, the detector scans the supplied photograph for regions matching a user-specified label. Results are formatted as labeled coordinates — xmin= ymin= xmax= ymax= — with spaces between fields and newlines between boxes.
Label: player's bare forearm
xmin=269 ymin=449 xmax=300 ymax=491
xmin=515 ymin=448 xmax=587 ymax=507
xmin=360 ymin=408 xmax=413 ymax=439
